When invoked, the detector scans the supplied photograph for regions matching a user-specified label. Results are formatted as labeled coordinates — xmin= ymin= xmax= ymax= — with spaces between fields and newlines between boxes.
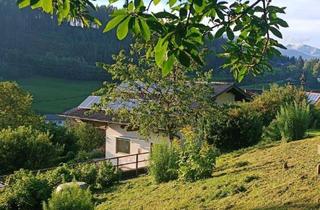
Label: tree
xmin=16 ymin=0 xmax=288 ymax=81
xmin=96 ymin=42 xmax=213 ymax=140
xmin=0 ymin=82 xmax=42 ymax=129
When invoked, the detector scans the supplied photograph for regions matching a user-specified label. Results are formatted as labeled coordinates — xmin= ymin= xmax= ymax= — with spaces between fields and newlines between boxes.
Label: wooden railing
xmin=0 ymin=152 xmax=150 ymax=186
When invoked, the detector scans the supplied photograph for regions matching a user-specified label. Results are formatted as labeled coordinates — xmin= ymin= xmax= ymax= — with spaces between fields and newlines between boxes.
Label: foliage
xmin=0 ymin=82 xmax=42 ymax=129
xmin=43 ymin=184 xmax=94 ymax=210
xmin=0 ymin=126 xmax=63 ymax=175
xmin=198 ymin=105 xmax=263 ymax=152
xmin=67 ymin=121 xmax=105 ymax=152
xmin=263 ymin=101 xmax=311 ymax=142
xmin=95 ymin=161 xmax=120 ymax=189
xmin=0 ymin=170 xmax=51 ymax=210
xmin=249 ymin=84 xmax=306 ymax=126
xmin=149 ymin=141 xmax=180 ymax=183
xmin=178 ymin=127 xmax=219 ymax=182
xmin=38 ymin=165 xmax=75 ymax=189
xmin=97 ymin=42 xmax=213 ymax=140
xmin=18 ymin=0 xmax=287 ymax=80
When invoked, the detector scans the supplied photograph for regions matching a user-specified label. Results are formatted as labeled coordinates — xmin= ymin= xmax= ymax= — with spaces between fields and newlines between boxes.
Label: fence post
xmin=116 ymin=157 xmax=119 ymax=170
xmin=136 ymin=154 xmax=139 ymax=176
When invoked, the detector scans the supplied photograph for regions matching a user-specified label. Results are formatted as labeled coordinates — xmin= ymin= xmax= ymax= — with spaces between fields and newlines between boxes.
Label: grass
xmin=12 ymin=76 xmax=102 ymax=114
xmin=95 ymin=137 xmax=320 ymax=210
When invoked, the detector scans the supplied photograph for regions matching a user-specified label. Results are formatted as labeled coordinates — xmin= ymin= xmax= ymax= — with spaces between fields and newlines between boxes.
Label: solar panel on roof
xmin=78 ymin=96 xmax=101 ymax=109
xmin=306 ymin=92 xmax=320 ymax=104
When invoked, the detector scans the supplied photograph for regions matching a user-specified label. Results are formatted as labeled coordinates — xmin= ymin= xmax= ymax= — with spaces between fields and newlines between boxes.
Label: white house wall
xmin=105 ymin=124 xmax=167 ymax=158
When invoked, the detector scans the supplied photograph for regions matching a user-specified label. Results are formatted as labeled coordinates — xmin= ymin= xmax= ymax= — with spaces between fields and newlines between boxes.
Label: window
xmin=116 ymin=138 xmax=130 ymax=154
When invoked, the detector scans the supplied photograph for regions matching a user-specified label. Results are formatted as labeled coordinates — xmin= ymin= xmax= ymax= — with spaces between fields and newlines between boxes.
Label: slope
xmin=95 ymin=137 xmax=320 ymax=210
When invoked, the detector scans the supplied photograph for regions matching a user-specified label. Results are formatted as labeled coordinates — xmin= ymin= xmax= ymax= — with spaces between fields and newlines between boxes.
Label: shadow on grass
xmin=253 ymin=202 xmax=320 ymax=210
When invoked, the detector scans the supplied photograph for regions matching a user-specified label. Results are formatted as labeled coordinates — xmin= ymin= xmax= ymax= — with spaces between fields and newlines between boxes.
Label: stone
xmin=55 ymin=182 xmax=88 ymax=192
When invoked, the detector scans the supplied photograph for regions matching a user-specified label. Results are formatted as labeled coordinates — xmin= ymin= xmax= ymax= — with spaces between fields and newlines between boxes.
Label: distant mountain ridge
xmin=280 ymin=44 xmax=320 ymax=59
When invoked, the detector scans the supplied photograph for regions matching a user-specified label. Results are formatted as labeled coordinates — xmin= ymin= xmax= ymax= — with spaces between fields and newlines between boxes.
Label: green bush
xmin=43 ymin=184 xmax=94 ymax=210
xmin=67 ymin=121 xmax=105 ymax=152
xmin=149 ymin=141 xmax=180 ymax=183
xmin=199 ymin=105 xmax=263 ymax=152
xmin=178 ymin=127 xmax=219 ymax=182
xmin=249 ymin=84 xmax=306 ymax=126
xmin=0 ymin=170 xmax=51 ymax=210
xmin=263 ymin=101 xmax=311 ymax=142
xmin=0 ymin=126 xmax=63 ymax=174
xmin=38 ymin=165 xmax=74 ymax=188
xmin=95 ymin=161 xmax=120 ymax=189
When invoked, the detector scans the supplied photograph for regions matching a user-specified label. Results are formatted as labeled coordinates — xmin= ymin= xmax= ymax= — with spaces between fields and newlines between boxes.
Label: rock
xmin=55 ymin=182 xmax=88 ymax=192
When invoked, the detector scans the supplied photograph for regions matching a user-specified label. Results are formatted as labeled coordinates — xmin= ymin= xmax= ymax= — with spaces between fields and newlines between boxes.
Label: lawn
xmin=13 ymin=77 xmax=102 ymax=114
xmin=95 ymin=137 xmax=320 ymax=210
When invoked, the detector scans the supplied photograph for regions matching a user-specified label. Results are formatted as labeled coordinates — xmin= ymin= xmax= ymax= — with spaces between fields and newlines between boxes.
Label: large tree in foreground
xmin=96 ymin=42 xmax=214 ymax=140
xmin=16 ymin=0 xmax=288 ymax=81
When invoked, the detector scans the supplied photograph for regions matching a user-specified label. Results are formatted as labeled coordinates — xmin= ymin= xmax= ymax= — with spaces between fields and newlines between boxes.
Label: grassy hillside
xmin=13 ymin=77 xmax=102 ymax=114
xmin=95 ymin=137 xmax=320 ymax=210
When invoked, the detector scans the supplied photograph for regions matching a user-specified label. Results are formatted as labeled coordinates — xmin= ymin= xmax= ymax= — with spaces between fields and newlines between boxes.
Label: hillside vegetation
xmin=15 ymin=77 xmax=101 ymax=113
xmin=95 ymin=137 xmax=320 ymax=210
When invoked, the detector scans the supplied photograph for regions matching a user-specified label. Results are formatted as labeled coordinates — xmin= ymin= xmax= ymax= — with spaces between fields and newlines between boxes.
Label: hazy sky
xmin=96 ymin=0 xmax=320 ymax=48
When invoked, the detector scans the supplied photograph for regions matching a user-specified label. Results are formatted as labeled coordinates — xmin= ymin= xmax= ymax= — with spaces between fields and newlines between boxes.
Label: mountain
xmin=280 ymin=44 xmax=320 ymax=59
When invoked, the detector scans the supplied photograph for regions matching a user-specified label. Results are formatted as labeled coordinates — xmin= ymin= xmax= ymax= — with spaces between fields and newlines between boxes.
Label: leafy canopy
xmin=16 ymin=0 xmax=288 ymax=81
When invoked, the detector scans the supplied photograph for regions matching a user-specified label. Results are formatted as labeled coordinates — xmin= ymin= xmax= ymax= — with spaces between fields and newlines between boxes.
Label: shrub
xmin=43 ymin=184 xmax=94 ymax=210
xmin=0 ymin=126 xmax=63 ymax=174
xmin=74 ymin=163 xmax=98 ymax=186
xmin=67 ymin=121 xmax=105 ymax=152
xmin=38 ymin=165 xmax=75 ymax=188
xmin=265 ymin=101 xmax=311 ymax=142
xmin=95 ymin=161 xmax=120 ymax=189
xmin=149 ymin=141 xmax=180 ymax=183
xmin=0 ymin=170 xmax=51 ymax=210
xmin=199 ymin=105 xmax=263 ymax=152
xmin=249 ymin=84 xmax=306 ymax=126
xmin=178 ymin=127 xmax=219 ymax=182
xmin=283 ymin=101 xmax=310 ymax=141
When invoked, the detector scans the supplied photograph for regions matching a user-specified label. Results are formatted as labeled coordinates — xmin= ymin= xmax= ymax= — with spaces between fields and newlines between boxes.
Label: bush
xmin=95 ymin=161 xmax=120 ymax=189
xmin=199 ymin=105 xmax=263 ymax=152
xmin=149 ymin=141 xmax=180 ymax=183
xmin=0 ymin=126 xmax=63 ymax=174
xmin=43 ymin=184 xmax=94 ymax=210
xmin=249 ymin=84 xmax=306 ymax=126
xmin=263 ymin=101 xmax=310 ymax=142
xmin=67 ymin=121 xmax=105 ymax=152
xmin=38 ymin=165 xmax=75 ymax=188
xmin=0 ymin=170 xmax=51 ymax=210
xmin=178 ymin=127 xmax=219 ymax=182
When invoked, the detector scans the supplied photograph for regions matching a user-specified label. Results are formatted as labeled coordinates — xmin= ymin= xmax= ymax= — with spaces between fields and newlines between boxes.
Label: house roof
xmin=306 ymin=92 xmax=320 ymax=104
xmin=61 ymin=82 xmax=250 ymax=124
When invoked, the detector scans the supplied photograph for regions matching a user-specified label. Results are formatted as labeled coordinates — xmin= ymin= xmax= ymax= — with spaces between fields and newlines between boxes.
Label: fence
xmin=0 ymin=152 xmax=150 ymax=187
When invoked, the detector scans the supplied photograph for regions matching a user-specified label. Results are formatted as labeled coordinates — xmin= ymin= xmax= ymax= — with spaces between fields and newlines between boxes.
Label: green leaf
xmin=179 ymin=7 xmax=188 ymax=20
xmin=42 ymin=0 xmax=53 ymax=14
xmin=162 ymin=55 xmax=175 ymax=76
xmin=276 ymin=18 xmax=289 ymax=28
xmin=226 ymin=27 xmax=234 ymax=40
xmin=155 ymin=38 xmax=168 ymax=67
xmin=103 ymin=15 xmax=127 ymax=33
xmin=168 ymin=0 xmax=177 ymax=7
xmin=139 ymin=19 xmax=151 ymax=41
xmin=154 ymin=0 xmax=161 ymax=5
xmin=18 ymin=0 xmax=30 ymax=8
xmin=178 ymin=50 xmax=191 ymax=67
xmin=270 ymin=27 xmax=282 ymax=38
xmin=215 ymin=27 xmax=225 ymax=39
xmin=133 ymin=18 xmax=141 ymax=35
xmin=116 ymin=17 xmax=131 ymax=40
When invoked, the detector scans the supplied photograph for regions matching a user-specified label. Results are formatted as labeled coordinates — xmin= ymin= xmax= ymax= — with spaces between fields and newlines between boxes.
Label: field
xmin=95 ymin=137 xmax=320 ymax=210
xmin=13 ymin=77 xmax=102 ymax=114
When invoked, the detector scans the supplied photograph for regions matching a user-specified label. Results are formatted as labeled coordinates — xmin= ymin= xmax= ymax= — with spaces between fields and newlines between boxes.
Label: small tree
xmin=0 ymin=82 xmax=42 ymax=129
xmin=43 ymin=184 xmax=94 ymax=210
xmin=97 ymin=42 xmax=213 ymax=141
xmin=67 ymin=121 xmax=105 ymax=152
xmin=0 ymin=126 xmax=63 ymax=174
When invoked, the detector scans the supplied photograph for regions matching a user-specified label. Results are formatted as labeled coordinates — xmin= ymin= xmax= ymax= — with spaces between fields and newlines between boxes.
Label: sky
xmin=96 ymin=0 xmax=320 ymax=48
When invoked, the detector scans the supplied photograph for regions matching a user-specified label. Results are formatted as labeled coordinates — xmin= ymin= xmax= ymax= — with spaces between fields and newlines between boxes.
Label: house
xmin=61 ymin=82 xmax=251 ymax=159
